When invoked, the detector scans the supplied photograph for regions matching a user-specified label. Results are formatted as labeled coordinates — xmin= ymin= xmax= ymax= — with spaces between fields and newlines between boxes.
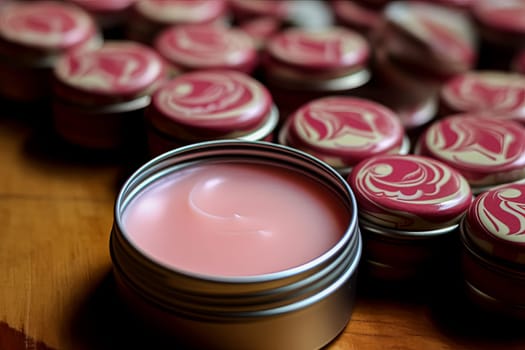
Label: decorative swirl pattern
xmin=0 ymin=1 xmax=95 ymax=49
xmin=350 ymin=154 xmax=471 ymax=229
xmin=474 ymin=185 xmax=525 ymax=242
xmin=441 ymin=72 xmax=525 ymax=119
xmin=266 ymin=27 xmax=369 ymax=70
xmin=153 ymin=70 xmax=271 ymax=130
xmin=422 ymin=116 xmax=525 ymax=181
xmin=55 ymin=42 xmax=164 ymax=95
xmin=287 ymin=97 xmax=403 ymax=165
xmin=135 ymin=0 xmax=226 ymax=24
xmin=155 ymin=25 xmax=256 ymax=71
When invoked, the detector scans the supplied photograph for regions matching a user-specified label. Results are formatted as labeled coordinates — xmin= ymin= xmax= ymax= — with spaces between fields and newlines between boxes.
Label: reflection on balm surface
xmin=123 ymin=162 xmax=349 ymax=277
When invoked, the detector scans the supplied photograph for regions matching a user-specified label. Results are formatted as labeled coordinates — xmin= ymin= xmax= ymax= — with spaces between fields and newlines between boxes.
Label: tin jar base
xmin=52 ymin=97 xmax=150 ymax=150
xmin=461 ymin=232 xmax=525 ymax=320
xmin=359 ymin=220 xmax=458 ymax=282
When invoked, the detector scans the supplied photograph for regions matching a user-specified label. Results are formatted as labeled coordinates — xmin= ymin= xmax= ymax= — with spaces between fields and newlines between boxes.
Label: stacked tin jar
xmin=2 ymin=0 xmax=525 ymax=347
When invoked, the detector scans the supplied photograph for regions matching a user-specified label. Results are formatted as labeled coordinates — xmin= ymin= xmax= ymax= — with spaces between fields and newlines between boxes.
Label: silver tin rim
xmin=266 ymin=68 xmax=371 ymax=92
xmin=360 ymin=217 xmax=459 ymax=240
xmin=111 ymin=140 xmax=361 ymax=319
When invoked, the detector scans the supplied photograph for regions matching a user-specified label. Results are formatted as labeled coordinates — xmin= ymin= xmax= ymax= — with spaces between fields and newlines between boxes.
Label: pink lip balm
xmin=123 ymin=161 xmax=348 ymax=276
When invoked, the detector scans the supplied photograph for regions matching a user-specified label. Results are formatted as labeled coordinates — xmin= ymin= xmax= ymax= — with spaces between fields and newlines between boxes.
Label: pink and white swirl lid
xmin=150 ymin=70 xmax=272 ymax=138
xmin=265 ymin=27 xmax=369 ymax=73
xmin=417 ymin=115 xmax=525 ymax=187
xmin=349 ymin=154 xmax=472 ymax=230
xmin=440 ymin=71 xmax=525 ymax=123
xmin=384 ymin=1 xmax=476 ymax=68
xmin=155 ymin=24 xmax=257 ymax=73
xmin=465 ymin=182 xmax=525 ymax=264
xmin=473 ymin=0 xmax=525 ymax=34
xmin=229 ymin=0 xmax=290 ymax=19
xmin=134 ymin=0 xmax=227 ymax=24
xmin=55 ymin=41 xmax=166 ymax=99
xmin=0 ymin=1 xmax=97 ymax=50
xmin=282 ymin=97 xmax=405 ymax=168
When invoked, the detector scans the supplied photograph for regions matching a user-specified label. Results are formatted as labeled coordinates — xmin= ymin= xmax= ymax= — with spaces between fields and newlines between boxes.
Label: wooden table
xmin=1 ymin=108 xmax=524 ymax=350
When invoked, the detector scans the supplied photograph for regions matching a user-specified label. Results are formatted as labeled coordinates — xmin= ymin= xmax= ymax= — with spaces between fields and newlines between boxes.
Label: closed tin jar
xmin=279 ymin=96 xmax=409 ymax=176
xmin=154 ymin=24 xmax=258 ymax=75
xmin=0 ymin=0 xmax=101 ymax=102
xmin=52 ymin=41 xmax=168 ymax=149
xmin=110 ymin=140 xmax=362 ymax=350
xmin=415 ymin=114 xmax=525 ymax=194
xmin=460 ymin=182 xmax=525 ymax=319
xmin=378 ymin=1 xmax=477 ymax=83
xmin=146 ymin=70 xmax=278 ymax=156
xmin=262 ymin=26 xmax=371 ymax=119
xmin=348 ymin=154 xmax=472 ymax=281
xmin=439 ymin=71 xmax=525 ymax=122
xmin=126 ymin=0 xmax=228 ymax=44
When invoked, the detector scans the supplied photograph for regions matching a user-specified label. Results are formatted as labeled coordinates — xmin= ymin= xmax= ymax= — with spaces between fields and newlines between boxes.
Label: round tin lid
xmin=149 ymin=70 xmax=273 ymax=139
xmin=473 ymin=0 xmax=525 ymax=35
xmin=265 ymin=26 xmax=370 ymax=75
xmin=383 ymin=1 xmax=476 ymax=72
xmin=440 ymin=71 xmax=525 ymax=123
xmin=417 ymin=114 xmax=525 ymax=187
xmin=54 ymin=41 xmax=167 ymax=103
xmin=465 ymin=182 xmax=525 ymax=264
xmin=349 ymin=154 xmax=472 ymax=231
xmin=154 ymin=24 xmax=257 ymax=73
xmin=281 ymin=96 xmax=406 ymax=169
xmin=0 ymin=1 xmax=97 ymax=51
xmin=70 ymin=0 xmax=135 ymax=13
xmin=133 ymin=0 xmax=227 ymax=25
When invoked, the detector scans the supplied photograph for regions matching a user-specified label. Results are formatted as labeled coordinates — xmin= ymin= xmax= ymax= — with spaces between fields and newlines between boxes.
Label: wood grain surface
xmin=1 ymin=106 xmax=524 ymax=350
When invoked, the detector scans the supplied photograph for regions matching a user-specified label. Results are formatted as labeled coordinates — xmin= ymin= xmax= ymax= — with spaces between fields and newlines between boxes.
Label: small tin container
xmin=439 ymin=71 xmax=525 ymax=123
xmin=473 ymin=0 xmax=525 ymax=69
xmin=52 ymin=41 xmax=168 ymax=149
xmin=146 ymin=70 xmax=278 ymax=155
xmin=415 ymin=114 xmax=525 ymax=194
xmin=460 ymin=182 xmax=525 ymax=319
xmin=378 ymin=1 xmax=477 ymax=83
xmin=0 ymin=1 xmax=101 ymax=102
xmin=262 ymin=26 xmax=371 ymax=119
xmin=110 ymin=140 xmax=362 ymax=350
xmin=279 ymin=96 xmax=409 ymax=176
xmin=154 ymin=24 xmax=258 ymax=75
xmin=126 ymin=0 xmax=228 ymax=44
xmin=348 ymin=154 xmax=472 ymax=281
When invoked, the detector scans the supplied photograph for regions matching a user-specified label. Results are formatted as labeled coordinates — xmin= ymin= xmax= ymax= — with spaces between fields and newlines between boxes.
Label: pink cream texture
xmin=123 ymin=162 xmax=349 ymax=277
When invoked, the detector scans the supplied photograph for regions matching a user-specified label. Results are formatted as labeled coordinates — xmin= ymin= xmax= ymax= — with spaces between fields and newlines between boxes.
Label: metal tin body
xmin=348 ymin=154 xmax=472 ymax=281
xmin=460 ymin=183 xmax=525 ymax=319
xmin=52 ymin=41 xmax=168 ymax=149
xmin=415 ymin=114 xmax=525 ymax=194
xmin=146 ymin=70 xmax=278 ymax=156
xmin=0 ymin=1 xmax=101 ymax=102
xmin=439 ymin=71 xmax=525 ymax=123
xmin=110 ymin=140 xmax=362 ymax=349
xmin=154 ymin=24 xmax=258 ymax=75
xmin=278 ymin=96 xmax=409 ymax=176
xmin=126 ymin=0 xmax=228 ymax=44
xmin=262 ymin=26 xmax=371 ymax=119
